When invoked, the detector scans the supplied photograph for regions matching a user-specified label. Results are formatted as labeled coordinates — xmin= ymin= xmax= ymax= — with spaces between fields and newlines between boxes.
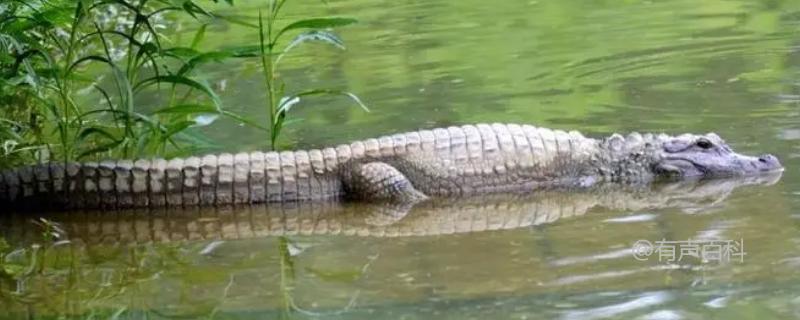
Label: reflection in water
xmin=0 ymin=174 xmax=784 ymax=318
xmin=2 ymin=173 xmax=781 ymax=245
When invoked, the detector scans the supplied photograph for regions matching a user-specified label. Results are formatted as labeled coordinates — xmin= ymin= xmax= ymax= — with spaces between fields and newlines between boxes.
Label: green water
xmin=3 ymin=0 xmax=800 ymax=318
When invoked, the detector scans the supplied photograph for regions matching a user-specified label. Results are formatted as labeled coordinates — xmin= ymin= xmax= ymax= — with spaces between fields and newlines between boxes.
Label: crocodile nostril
xmin=756 ymin=154 xmax=782 ymax=170
xmin=759 ymin=154 xmax=778 ymax=163
xmin=759 ymin=154 xmax=774 ymax=163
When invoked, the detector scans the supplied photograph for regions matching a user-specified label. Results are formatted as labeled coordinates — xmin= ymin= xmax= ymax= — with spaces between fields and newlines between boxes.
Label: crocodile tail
xmin=0 ymin=160 xmax=152 ymax=211
xmin=1 ymin=163 xmax=74 ymax=211
xmin=0 ymin=151 xmax=346 ymax=211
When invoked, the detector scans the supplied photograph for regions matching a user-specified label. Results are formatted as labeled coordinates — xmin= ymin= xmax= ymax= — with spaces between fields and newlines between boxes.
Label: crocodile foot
xmin=342 ymin=161 xmax=428 ymax=203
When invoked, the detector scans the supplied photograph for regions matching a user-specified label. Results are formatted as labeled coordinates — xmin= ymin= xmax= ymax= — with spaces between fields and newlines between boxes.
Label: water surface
xmin=3 ymin=0 xmax=800 ymax=318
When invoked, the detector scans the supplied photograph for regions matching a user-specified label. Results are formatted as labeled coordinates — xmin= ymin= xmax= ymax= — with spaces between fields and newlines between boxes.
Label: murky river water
xmin=3 ymin=0 xmax=800 ymax=318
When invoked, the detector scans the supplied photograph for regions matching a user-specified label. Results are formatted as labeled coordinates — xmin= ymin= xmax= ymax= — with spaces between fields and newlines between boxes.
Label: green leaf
xmin=182 ymin=1 xmax=213 ymax=19
xmin=110 ymin=61 xmax=134 ymax=114
xmin=163 ymin=120 xmax=196 ymax=138
xmin=94 ymin=23 xmax=135 ymax=121
xmin=135 ymin=75 xmax=222 ymax=108
xmin=77 ymin=127 xmax=124 ymax=159
xmin=277 ymin=89 xmax=369 ymax=115
xmin=177 ymin=51 xmax=233 ymax=76
xmin=91 ymin=84 xmax=117 ymax=114
xmin=161 ymin=47 xmax=201 ymax=59
xmin=276 ymin=96 xmax=300 ymax=114
xmin=78 ymin=0 xmax=93 ymax=16
xmin=67 ymin=55 xmax=111 ymax=75
xmin=154 ymin=104 xmax=221 ymax=127
xmin=221 ymin=110 xmax=269 ymax=131
xmin=78 ymin=140 xmax=124 ymax=160
xmin=76 ymin=108 xmax=158 ymax=130
xmin=134 ymin=42 xmax=160 ymax=71
xmin=78 ymin=127 xmax=119 ymax=143
xmin=139 ymin=13 xmax=164 ymax=49
xmin=171 ymin=128 xmax=219 ymax=153
xmin=190 ymin=24 xmax=208 ymax=49
xmin=277 ymin=30 xmax=346 ymax=64
xmin=276 ymin=17 xmax=357 ymax=41
xmin=79 ymin=30 xmax=144 ymax=49
xmin=271 ymin=110 xmax=286 ymax=142
xmin=154 ymin=104 xmax=217 ymax=115
xmin=272 ymin=90 xmax=367 ymax=144
xmin=155 ymin=105 xmax=268 ymax=131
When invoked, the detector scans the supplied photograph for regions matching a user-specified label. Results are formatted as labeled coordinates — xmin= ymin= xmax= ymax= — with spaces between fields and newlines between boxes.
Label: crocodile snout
xmin=756 ymin=154 xmax=782 ymax=172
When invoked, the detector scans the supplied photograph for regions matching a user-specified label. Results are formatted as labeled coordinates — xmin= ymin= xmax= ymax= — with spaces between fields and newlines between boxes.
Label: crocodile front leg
xmin=341 ymin=161 xmax=428 ymax=203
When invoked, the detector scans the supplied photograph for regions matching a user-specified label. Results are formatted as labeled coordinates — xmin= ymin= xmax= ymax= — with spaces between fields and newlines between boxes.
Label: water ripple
xmin=638 ymin=309 xmax=684 ymax=320
xmin=561 ymin=291 xmax=672 ymax=320
xmin=604 ymin=213 xmax=658 ymax=223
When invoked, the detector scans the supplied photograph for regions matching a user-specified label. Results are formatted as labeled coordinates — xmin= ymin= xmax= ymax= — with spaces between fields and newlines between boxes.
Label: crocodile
xmin=0 ymin=174 xmax=781 ymax=243
xmin=0 ymin=123 xmax=783 ymax=211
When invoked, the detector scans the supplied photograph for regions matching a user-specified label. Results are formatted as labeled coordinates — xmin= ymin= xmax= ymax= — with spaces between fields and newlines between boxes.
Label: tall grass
xmin=0 ymin=0 xmax=368 ymax=168
xmin=0 ymin=0 xmax=249 ymax=168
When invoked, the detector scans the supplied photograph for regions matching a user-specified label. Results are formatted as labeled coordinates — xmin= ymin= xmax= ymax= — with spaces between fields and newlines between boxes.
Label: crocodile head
xmin=651 ymin=133 xmax=782 ymax=179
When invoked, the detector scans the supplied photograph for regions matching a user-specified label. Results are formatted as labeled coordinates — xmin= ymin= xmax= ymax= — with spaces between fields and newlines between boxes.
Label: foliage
xmin=0 ymin=0 xmax=368 ymax=167
xmin=256 ymin=0 xmax=367 ymax=150
xmin=0 ymin=1 xmax=368 ymax=318
xmin=0 ymin=0 xmax=243 ymax=168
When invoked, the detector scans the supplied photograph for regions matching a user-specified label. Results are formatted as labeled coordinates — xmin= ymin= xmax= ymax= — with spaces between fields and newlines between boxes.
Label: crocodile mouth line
xmin=655 ymin=158 xmax=705 ymax=178
xmin=664 ymin=157 xmax=785 ymax=178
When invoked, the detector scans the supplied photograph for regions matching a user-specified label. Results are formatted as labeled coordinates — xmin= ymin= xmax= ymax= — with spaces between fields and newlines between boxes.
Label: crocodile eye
xmin=695 ymin=138 xmax=713 ymax=149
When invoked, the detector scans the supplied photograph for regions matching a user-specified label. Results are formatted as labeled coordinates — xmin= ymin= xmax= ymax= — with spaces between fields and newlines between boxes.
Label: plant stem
xmin=259 ymin=8 xmax=277 ymax=150
xmin=278 ymin=236 xmax=294 ymax=319
xmin=58 ymin=2 xmax=88 ymax=163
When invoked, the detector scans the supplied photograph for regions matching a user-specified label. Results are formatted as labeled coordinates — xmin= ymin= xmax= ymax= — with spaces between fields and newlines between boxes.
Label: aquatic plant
xmin=255 ymin=0 xmax=368 ymax=150
xmin=0 ymin=0 xmax=244 ymax=168
xmin=1 ymin=0 xmax=368 ymax=166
